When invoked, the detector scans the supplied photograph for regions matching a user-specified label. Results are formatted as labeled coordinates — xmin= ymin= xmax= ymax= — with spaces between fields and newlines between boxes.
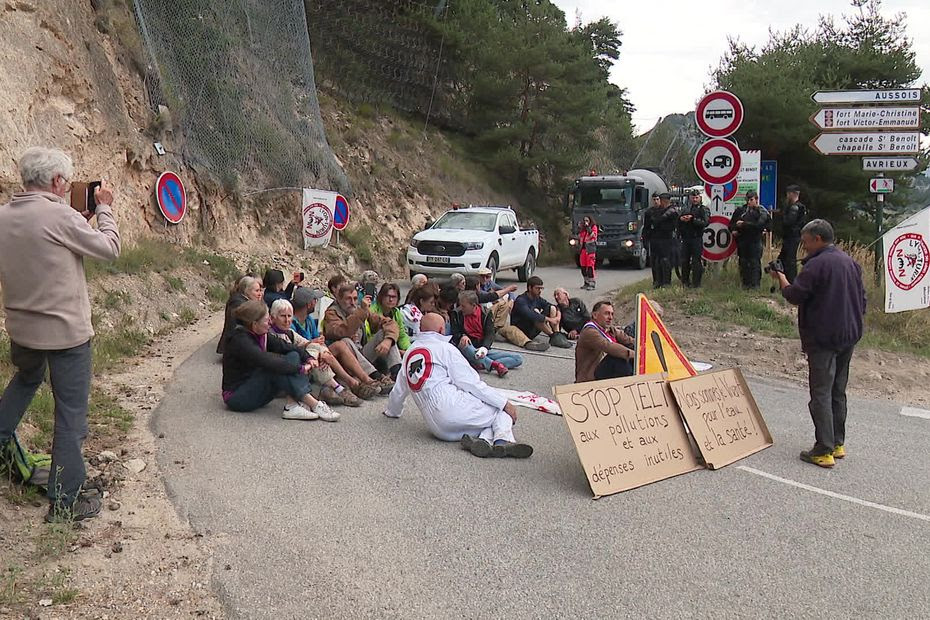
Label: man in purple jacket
xmin=771 ymin=219 xmax=866 ymax=469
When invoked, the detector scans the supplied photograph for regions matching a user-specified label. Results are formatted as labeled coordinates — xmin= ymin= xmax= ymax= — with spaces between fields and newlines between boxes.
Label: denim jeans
xmin=0 ymin=340 xmax=92 ymax=508
xmin=806 ymin=346 xmax=854 ymax=454
xmin=460 ymin=344 xmax=523 ymax=370
xmin=225 ymin=351 xmax=313 ymax=412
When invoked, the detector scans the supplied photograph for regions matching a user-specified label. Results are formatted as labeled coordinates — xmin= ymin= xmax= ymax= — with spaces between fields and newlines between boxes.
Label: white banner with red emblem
xmin=302 ymin=188 xmax=336 ymax=249
xmin=883 ymin=206 xmax=930 ymax=313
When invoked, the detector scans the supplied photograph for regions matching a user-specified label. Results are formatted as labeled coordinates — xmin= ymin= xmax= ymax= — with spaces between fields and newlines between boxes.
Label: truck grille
xmin=417 ymin=241 xmax=466 ymax=257
xmin=600 ymin=224 xmax=632 ymax=241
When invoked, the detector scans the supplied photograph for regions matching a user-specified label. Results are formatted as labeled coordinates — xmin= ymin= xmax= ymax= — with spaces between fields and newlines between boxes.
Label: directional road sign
xmin=760 ymin=160 xmax=777 ymax=211
xmin=332 ymin=194 xmax=350 ymax=231
xmin=808 ymin=131 xmax=920 ymax=156
xmin=870 ymin=178 xmax=894 ymax=194
xmin=694 ymin=139 xmax=741 ymax=185
xmin=811 ymin=89 xmax=921 ymax=104
xmin=155 ymin=171 xmax=186 ymax=224
xmin=695 ymin=91 xmax=744 ymax=138
xmin=810 ymin=106 xmax=920 ymax=131
xmin=862 ymin=157 xmax=920 ymax=172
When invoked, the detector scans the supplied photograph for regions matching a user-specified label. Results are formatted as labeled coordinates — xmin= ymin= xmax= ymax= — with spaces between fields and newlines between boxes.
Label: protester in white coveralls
xmin=383 ymin=313 xmax=533 ymax=459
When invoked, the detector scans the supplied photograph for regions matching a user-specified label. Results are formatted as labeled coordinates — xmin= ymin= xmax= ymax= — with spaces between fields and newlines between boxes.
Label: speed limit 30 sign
xmin=702 ymin=215 xmax=736 ymax=262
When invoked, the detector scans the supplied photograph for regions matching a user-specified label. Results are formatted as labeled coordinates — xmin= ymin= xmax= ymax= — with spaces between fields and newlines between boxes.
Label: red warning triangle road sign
xmin=635 ymin=294 xmax=697 ymax=381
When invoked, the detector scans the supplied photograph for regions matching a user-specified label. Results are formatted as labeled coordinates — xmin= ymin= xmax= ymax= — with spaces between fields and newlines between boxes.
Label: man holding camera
xmin=0 ymin=147 xmax=121 ymax=522
xmin=770 ymin=219 xmax=865 ymax=469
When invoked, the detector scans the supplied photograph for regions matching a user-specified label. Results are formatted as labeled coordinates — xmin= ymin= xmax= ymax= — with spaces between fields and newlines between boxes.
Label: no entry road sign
xmin=811 ymin=89 xmax=921 ymax=104
xmin=696 ymin=91 xmax=744 ymax=138
xmin=155 ymin=171 xmax=186 ymax=224
xmin=694 ymin=139 xmax=741 ymax=185
xmin=810 ymin=106 xmax=920 ymax=131
xmin=332 ymin=194 xmax=350 ymax=231
xmin=808 ymin=131 xmax=920 ymax=156
xmin=862 ymin=157 xmax=920 ymax=172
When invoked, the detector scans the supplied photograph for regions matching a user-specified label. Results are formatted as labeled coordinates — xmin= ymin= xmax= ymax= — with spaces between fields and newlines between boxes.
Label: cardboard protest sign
xmin=554 ymin=374 xmax=702 ymax=498
xmin=635 ymin=294 xmax=696 ymax=381
xmin=668 ymin=368 xmax=773 ymax=469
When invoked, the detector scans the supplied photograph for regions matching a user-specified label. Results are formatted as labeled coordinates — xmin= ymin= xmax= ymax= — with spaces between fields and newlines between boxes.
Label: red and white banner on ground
xmin=302 ymin=188 xmax=336 ymax=249
xmin=883 ymin=206 xmax=930 ymax=313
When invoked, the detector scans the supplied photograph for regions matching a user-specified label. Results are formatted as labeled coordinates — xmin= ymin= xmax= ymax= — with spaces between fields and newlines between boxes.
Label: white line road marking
xmin=737 ymin=465 xmax=930 ymax=524
xmin=900 ymin=406 xmax=930 ymax=420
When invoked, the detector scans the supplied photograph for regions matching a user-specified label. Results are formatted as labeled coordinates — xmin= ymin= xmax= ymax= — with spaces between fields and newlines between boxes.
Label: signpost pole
xmin=874 ymin=172 xmax=884 ymax=277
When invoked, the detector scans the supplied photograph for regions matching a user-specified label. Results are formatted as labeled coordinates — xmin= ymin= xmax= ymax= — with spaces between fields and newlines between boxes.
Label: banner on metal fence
xmin=302 ymin=188 xmax=336 ymax=249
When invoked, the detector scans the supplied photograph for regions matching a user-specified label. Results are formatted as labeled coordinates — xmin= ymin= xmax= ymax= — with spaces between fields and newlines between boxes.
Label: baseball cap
xmin=292 ymin=287 xmax=324 ymax=309
xmin=658 ymin=192 xmax=671 ymax=199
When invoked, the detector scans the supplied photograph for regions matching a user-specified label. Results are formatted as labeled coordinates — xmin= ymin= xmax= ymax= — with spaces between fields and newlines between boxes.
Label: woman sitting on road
xmin=268 ymin=299 xmax=362 ymax=407
xmin=222 ymin=300 xmax=339 ymax=421
xmin=217 ymin=275 xmax=262 ymax=355
xmin=451 ymin=290 xmax=523 ymax=377
xmin=367 ymin=283 xmax=410 ymax=356
xmin=262 ymin=269 xmax=296 ymax=309
xmin=400 ymin=283 xmax=438 ymax=340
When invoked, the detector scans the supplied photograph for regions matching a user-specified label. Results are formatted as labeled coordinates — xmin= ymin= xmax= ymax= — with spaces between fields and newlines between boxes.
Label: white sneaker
xmin=282 ymin=403 xmax=319 ymax=420
xmin=313 ymin=401 xmax=340 ymax=422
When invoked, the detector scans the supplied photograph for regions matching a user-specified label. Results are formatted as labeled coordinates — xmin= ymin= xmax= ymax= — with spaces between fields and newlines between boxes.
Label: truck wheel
xmin=636 ymin=249 xmax=648 ymax=270
xmin=486 ymin=254 xmax=499 ymax=280
xmin=517 ymin=252 xmax=535 ymax=282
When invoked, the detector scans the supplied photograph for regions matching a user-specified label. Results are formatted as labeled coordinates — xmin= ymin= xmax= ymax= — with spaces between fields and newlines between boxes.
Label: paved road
xmin=153 ymin=264 xmax=930 ymax=619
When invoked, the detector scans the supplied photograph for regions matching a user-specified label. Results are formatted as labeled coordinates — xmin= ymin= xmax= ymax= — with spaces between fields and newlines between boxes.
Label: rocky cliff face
xmin=0 ymin=1 xmax=521 ymax=279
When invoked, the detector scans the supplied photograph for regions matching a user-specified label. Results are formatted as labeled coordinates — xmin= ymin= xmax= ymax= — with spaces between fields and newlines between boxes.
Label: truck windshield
xmin=432 ymin=212 xmax=498 ymax=232
xmin=574 ymin=186 xmax=633 ymax=210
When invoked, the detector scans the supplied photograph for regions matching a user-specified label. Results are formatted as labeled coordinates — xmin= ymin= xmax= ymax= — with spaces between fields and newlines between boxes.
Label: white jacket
xmin=385 ymin=331 xmax=508 ymax=441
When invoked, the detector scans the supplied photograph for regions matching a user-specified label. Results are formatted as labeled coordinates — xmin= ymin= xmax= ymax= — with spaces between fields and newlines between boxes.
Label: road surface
xmin=153 ymin=264 xmax=930 ymax=618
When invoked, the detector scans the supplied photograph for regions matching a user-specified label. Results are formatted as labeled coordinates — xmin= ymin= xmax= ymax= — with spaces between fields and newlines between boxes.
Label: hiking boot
xmin=45 ymin=493 xmax=102 ymax=524
xmin=800 ymin=449 xmax=835 ymax=468
xmin=282 ymin=403 xmax=319 ymax=421
xmin=320 ymin=386 xmax=341 ymax=405
xmin=832 ymin=444 xmax=846 ymax=459
xmin=352 ymin=382 xmax=379 ymax=400
xmin=460 ymin=434 xmax=492 ymax=458
xmin=524 ymin=340 xmax=550 ymax=352
xmin=378 ymin=381 xmax=395 ymax=396
xmin=549 ymin=332 xmax=572 ymax=349
xmin=490 ymin=361 xmax=509 ymax=378
xmin=313 ymin=402 xmax=340 ymax=422
xmin=491 ymin=441 xmax=534 ymax=459
xmin=340 ymin=390 xmax=363 ymax=407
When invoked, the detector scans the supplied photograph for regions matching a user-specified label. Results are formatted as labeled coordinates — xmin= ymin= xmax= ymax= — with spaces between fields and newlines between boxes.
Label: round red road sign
xmin=155 ymin=171 xmax=186 ymax=224
xmin=694 ymin=139 xmax=741 ymax=186
xmin=696 ymin=90 xmax=744 ymax=138
xmin=702 ymin=215 xmax=737 ymax=262
xmin=332 ymin=194 xmax=350 ymax=231
xmin=704 ymin=180 xmax=738 ymax=202
xmin=404 ymin=347 xmax=433 ymax=392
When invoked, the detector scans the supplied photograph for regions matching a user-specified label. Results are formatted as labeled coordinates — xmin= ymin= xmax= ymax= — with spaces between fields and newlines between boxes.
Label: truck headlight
xmin=463 ymin=242 xmax=484 ymax=250
xmin=623 ymin=240 xmax=634 ymax=248
xmin=409 ymin=239 xmax=420 ymax=249
xmin=568 ymin=238 xmax=577 ymax=246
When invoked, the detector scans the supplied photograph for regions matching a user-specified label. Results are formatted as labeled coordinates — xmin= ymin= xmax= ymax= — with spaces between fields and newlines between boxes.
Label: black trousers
xmin=737 ymin=241 xmax=762 ymax=288
xmin=779 ymin=236 xmax=800 ymax=283
xmin=806 ymin=346 xmax=854 ymax=454
xmin=594 ymin=355 xmax=634 ymax=381
xmin=680 ymin=237 xmax=704 ymax=287
xmin=649 ymin=239 xmax=675 ymax=288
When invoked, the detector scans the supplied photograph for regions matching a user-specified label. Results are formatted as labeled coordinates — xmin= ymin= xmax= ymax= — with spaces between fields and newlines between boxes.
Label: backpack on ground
xmin=1 ymin=433 xmax=51 ymax=489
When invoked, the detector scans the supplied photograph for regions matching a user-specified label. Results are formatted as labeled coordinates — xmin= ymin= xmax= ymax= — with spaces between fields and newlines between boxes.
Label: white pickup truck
xmin=406 ymin=206 xmax=540 ymax=281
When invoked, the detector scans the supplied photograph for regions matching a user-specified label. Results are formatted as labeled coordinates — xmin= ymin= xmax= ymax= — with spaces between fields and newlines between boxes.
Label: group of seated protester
xmin=218 ymin=267 xmax=651 ymax=421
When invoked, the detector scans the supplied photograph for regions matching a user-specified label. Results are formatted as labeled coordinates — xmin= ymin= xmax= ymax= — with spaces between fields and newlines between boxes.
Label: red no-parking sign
xmin=332 ymin=194 xmax=350 ymax=231
xmin=694 ymin=139 xmax=741 ymax=186
xmin=696 ymin=91 xmax=744 ymax=138
xmin=155 ymin=171 xmax=187 ymax=224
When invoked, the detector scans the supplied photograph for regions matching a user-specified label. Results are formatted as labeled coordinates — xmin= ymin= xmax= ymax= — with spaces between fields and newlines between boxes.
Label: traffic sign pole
xmin=875 ymin=173 xmax=884 ymax=276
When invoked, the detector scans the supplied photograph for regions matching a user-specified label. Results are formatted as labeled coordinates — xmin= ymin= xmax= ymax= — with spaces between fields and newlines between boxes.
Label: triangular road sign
xmin=635 ymin=294 xmax=697 ymax=381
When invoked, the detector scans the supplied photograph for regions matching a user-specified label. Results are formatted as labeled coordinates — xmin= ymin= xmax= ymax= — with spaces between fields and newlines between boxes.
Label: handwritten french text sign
xmin=554 ymin=373 xmax=702 ymax=498
xmin=669 ymin=368 xmax=773 ymax=469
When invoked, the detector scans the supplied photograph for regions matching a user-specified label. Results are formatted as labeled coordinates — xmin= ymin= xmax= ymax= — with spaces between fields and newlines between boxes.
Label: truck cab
xmin=565 ymin=172 xmax=661 ymax=269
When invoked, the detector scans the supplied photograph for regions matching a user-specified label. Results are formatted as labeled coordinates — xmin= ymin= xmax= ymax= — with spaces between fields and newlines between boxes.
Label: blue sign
xmin=760 ymin=160 xmax=777 ymax=211
xmin=333 ymin=194 xmax=350 ymax=231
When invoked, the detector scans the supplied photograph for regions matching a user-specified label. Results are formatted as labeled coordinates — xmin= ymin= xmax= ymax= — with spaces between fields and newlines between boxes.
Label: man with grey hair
xmin=0 ymin=147 xmax=121 ymax=522
xmin=771 ymin=218 xmax=865 ymax=469
xmin=553 ymin=287 xmax=589 ymax=340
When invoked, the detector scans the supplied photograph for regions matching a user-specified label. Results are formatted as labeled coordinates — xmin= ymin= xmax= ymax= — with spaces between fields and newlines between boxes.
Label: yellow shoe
xmin=832 ymin=444 xmax=846 ymax=459
xmin=800 ymin=450 xmax=835 ymax=468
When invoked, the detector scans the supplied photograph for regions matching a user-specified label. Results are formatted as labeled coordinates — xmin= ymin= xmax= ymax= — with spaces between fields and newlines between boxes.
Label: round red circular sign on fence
xmin=694 ymin=139 xmax=741 ymax=186
xmin=696 ymin=90 xmax=744 ymax=138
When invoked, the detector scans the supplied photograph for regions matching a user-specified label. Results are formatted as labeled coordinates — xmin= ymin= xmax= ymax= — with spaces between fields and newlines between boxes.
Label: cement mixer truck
xmin=563 ymin=169 xmax=670 ymax=269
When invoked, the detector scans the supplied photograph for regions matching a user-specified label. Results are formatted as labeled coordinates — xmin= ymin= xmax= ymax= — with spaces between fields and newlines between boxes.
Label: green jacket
xmin=364 ymin=303 xmax=410 ymax=350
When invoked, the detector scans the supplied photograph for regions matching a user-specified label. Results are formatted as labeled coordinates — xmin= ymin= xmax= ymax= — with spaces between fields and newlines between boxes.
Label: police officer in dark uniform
xmin=777 ymin=184 xmax=807 ymax=283
xmin=677 ymin=190 xmax=710 ymax=287
xmin=728 ymin=189 xmax=771 ymax=289
xmin=642 ymin=192 xmax=679 ymax=288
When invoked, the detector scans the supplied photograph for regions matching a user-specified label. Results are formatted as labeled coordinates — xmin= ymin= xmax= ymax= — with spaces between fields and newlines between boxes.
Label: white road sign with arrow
xmin=811 ymin=89 xmax=921 ymax=104
xmin=810 ymin=106 xmax=920 ymax=130
xmin=809 ymin=131 xmax=920 ymax=155
xmin=862 ymin=157 xmax=920 ymax=172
